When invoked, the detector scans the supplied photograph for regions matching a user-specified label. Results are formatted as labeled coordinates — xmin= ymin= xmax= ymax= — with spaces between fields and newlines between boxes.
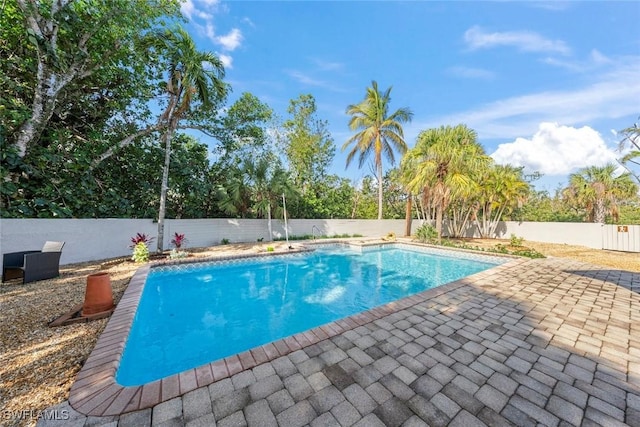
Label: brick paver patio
xmin=38 ymin=255 xmax=639 ymax=427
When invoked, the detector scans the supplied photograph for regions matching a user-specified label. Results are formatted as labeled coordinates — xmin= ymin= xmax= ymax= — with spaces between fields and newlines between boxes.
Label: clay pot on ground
xmin=82 ymin=272 xmax=114 ymax=316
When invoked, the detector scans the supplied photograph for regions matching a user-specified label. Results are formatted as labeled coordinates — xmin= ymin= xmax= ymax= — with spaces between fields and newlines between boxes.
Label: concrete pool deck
xmin=38 ymin=253 xmax=639 ymax=426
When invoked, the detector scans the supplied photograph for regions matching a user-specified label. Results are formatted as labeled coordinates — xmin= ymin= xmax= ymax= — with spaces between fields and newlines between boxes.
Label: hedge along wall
xmin=0 ymin=218 xmax=608 ymax=271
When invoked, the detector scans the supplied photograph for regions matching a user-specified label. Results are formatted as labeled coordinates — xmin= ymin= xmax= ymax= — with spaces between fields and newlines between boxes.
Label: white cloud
xmin=448 ymin=66 xmax=495 ymax=80
xmin=490 ymin=123 xmax=619 ymax=175
xmin=197 ymin=10 xmax=213 ymax=20
xmin=311 ymin=58 xmax=344 ymax=71
xmin=183 ymin=2 xmax=243 ymax=71
xmin=285 ymin=70 xmax=345 ymax=92
xmin=218 ymin=54 xmax=233 ymax=69
xmin=242 ymin=17 xmax=255 ymax=28
xmin=181 ymin=0 xmax=195 ymax=20
xmin=287 ymin=70 xmax=328 ymax=86
xmin=464 ymin=26 xmax=570 ymax=55
xmin=417 ymin=56 xmax=640 ymax=140
xmin=204 ymin=23 xmax=215 ymax=40
xmin=182 ymin=0 xmax=220 ymax=20
xmin=590 ymin=49 xmax=611 ymax=65
xmin=527 ymin=1 xmax=573 ymax=11
xmin=542 ymin=49 xmax=611 ymax=72
xmin=216 ymin=28 xmax=243 ymax=51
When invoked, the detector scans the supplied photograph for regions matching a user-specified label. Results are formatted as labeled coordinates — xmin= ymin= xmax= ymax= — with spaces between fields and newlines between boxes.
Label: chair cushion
xmin=42 ymin=241 xmax=65 ymax=252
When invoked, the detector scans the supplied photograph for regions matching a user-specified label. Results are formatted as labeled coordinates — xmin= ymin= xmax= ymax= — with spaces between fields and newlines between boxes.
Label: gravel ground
xmin=0 ymin=238 xmax=637 ymax=426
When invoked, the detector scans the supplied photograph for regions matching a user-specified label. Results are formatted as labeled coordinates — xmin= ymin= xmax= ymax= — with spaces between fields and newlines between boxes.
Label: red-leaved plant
xmin=171 ymin=232 xmax=187 ymax=249
xmin=130 ymin=233 xmax=154 ymax=248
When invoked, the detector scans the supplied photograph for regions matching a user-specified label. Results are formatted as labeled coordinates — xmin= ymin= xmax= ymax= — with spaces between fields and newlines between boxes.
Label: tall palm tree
xmin=154 ymin=27 xmax=227 ymax=252
xmin=343 ymin=81 xmax=413 ymax=219
xmin=475 ymin=164 xmax=529 ymax=237
xmin=563 ymin=164 xmax=638 ymax=223
xmin=403 ymin=124 xmax=490 ymax=241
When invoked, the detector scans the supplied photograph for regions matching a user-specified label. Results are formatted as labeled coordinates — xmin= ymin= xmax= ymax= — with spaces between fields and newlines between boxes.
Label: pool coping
xmin=68 ymin=242 xmax=525 ymax=416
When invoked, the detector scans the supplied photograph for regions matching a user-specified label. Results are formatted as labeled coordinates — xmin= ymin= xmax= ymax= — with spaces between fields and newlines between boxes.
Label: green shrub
xmin=131 ymin=242 xmax=149 ymax=263
xmin=169 ymin=249 xmax=188 ymax=260
xmin=511 ymin=248 xmax=545 ymax=258
xmin=493 ymin=244 xmax=509 ymax=254
xmin=415 ymin=223 xmax=438 ymax=243
xmin=274 ymin=234 xmax=312 ymax=241
xmin=509 ymin=234 xmax=524 ymax=247
xmin=221 ymin=238 xmax=230 ymax=245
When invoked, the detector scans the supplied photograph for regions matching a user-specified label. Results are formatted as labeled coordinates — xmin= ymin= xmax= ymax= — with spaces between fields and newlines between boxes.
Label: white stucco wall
xmin=0 ymin=218 xmax=157 ymax=268
xmin=0 ymin=218 xmax=415 ymax=270
xmin=0 ymin=218 xmax=633 ymax=272
xmin=496 ymin=221 xmax=605 ymax=249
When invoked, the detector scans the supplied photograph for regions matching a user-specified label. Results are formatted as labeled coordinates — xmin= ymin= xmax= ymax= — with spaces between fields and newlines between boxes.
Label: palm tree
xmin=216 ymin=165 xmax=252 ymax=218
xmin=154 ymin=27 xmax=227 ymax=252
xmin=563 ymin=164 xmax=638 ymax=223
xmin=343 ymin=81 xmax=413 ymax=219
xmin=403 ymin=124 xmax=490 ymax=241
xmin=619 ymin=122 xmax=640 ymax=184
xmin=475 ymin=164 xmax=529 ymax=237
xmin=244 ymin=157 xmax=298 ymax=241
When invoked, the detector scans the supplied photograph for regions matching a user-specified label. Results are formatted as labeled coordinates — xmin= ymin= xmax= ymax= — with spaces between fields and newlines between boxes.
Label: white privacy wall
xmin=491 ymin=221 xmax=604 ymax=249
xmin=0 ymin=218 xmax=412 ymax=269
xmin=0 ymin=218 xmax=625 ymax=270
xmin=166 ymin=218 xmax=410 ymax=248
xmin=0 ymin=218 xmax=157 ymax=268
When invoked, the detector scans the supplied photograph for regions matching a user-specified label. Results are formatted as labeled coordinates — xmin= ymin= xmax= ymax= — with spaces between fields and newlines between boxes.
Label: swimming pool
xmin=116 ymin=244 xmax=505 ymax=386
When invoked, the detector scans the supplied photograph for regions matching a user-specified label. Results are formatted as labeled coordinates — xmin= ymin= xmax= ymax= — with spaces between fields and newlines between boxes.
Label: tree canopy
xmin=3 ymin=3 xmax=638 ymax=231
xmin=563 ymin=164 xmax=638 ymax=223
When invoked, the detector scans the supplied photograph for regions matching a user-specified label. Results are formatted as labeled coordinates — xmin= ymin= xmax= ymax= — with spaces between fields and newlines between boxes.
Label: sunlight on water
xmin=304 ymin=285 xmax=347 ymax=304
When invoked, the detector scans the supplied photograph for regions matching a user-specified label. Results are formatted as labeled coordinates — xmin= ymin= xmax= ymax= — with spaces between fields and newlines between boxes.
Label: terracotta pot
xmin=82 ymin=272 xmax=114 ymax=316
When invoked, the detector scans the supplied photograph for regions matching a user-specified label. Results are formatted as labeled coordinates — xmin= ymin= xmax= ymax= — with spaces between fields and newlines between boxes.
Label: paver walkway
xmin=38 ymin=257 xmax=639 ymax=427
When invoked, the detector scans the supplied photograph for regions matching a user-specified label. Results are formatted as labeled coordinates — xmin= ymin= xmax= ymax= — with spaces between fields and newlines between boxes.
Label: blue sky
xmin=181 ymin=0 xmax=640 ymax=192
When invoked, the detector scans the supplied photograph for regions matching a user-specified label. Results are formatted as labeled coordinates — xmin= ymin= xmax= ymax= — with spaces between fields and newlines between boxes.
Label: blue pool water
xmin=116 ymin=245 xmax=503 ymax=385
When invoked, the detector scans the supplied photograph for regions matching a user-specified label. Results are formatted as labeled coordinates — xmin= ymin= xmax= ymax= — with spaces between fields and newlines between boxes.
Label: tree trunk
xmin=435 ymin=203 xmax=443 ymax=243
xmin=14 ymin=0 xmax=87 ymax=157
xmin=91 ymin=124 xmax=162 ymax=169
xmin=15 ymin=64 xmax=71 ymax=157
xmin=594 ymin=198 xmax=606 ymax=223
xmin=351 ymin=191 xmax=359 ymax=219
xmin=267 ymin=202 xmax=273 ymax=241
xmin=404 ymin=193 xmax=412 ymax=237
xmin=377 ymin=161 xmax=383 ymax=220
xmin=157 ymin=126 xmax=175 ymax=253
xmin=14 ymin=92 xmax=45 ymax=158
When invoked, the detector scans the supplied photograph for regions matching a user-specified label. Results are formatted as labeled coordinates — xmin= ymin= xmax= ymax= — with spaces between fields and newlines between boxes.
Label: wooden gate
xmin=602 ymin=224 xmax=640 ymax=252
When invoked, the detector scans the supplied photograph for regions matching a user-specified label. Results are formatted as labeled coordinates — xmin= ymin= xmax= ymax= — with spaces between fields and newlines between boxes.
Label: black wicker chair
xmin=2 ymin=241 xmax=65 ymax=284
